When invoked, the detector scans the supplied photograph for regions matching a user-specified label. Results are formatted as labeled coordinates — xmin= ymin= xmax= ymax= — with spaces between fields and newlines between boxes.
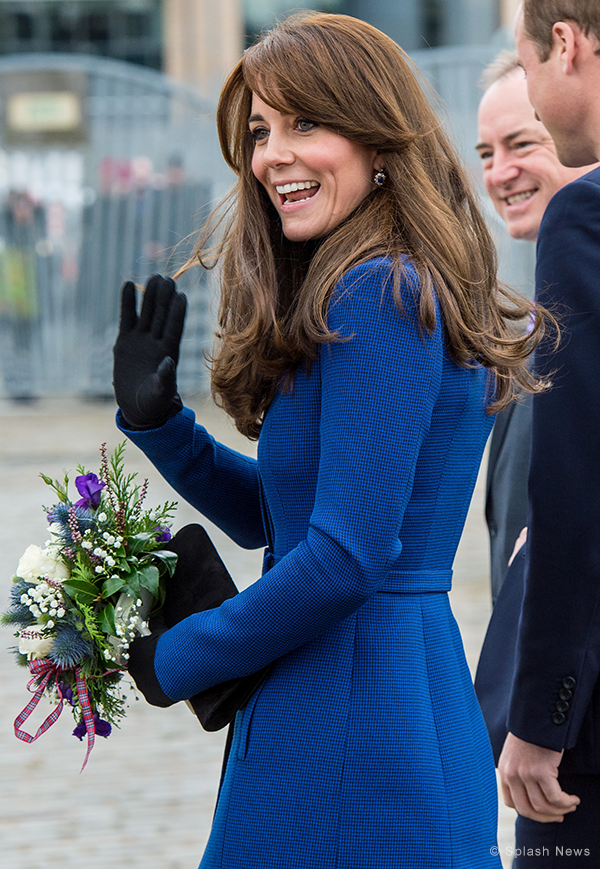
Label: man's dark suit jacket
xmin=476 ymin=167 xmax=600 ymax=774
xmin=485 ymin=395 xmax=532 ymax=605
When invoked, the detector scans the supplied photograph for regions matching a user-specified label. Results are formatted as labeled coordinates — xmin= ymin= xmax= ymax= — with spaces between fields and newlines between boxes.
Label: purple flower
xmin=72 ymin=719 xmax=87 ymax=740
xmin=58 ymin=682 xmax=77 ymax=707
xmin=95 ymin=716 xmax=112 ymax=738
xmin=72 ymin=714 xmax=112 ymax=740
xmin=74 ymin=473 xmax=105 ymax=510
xmin=155 ymin=525 xmax=172 ymax=543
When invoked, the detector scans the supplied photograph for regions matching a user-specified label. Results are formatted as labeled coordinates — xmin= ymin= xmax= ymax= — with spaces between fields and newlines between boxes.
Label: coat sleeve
xmin=152 ymin=259 xmax=445 ymax=700
xmin=507 ymin=175 xmax=600 ymax=751
xmin=116 ymin=406 xmax=265 ymax=550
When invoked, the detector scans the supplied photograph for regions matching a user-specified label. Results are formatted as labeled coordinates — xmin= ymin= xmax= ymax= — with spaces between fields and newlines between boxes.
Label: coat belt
xmin=380 ymin=569 xmax=452 ymax=593
xmin=266 ymin=549 xmax=452 ymax=594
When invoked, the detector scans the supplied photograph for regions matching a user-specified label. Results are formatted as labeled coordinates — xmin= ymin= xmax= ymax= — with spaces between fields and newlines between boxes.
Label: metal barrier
xmin=0 ymin=46 xmax=534 ymax=400
xmin=0 ymin=53 xmax=231 ymax=399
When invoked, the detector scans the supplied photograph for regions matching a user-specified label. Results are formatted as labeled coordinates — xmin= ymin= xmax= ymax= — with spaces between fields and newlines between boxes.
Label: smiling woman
xmin=112 ymin=11 xmax=552 ymax=869
xmin=248 ymin=95 xmax=382 ymax=242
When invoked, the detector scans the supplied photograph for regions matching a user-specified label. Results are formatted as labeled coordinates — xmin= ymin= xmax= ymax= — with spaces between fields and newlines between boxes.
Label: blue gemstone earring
xmin=374 ymin=169 xmax=386 ymax=187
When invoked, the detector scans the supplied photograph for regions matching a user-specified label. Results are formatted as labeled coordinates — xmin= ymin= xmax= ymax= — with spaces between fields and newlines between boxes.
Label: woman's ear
xmin=374 ymin=153 xmax=385 ymax=172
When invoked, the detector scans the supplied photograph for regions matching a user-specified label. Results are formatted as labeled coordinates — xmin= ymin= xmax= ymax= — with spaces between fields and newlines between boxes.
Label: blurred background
xmin=0 ymin=0 xmax=534 ymax=402
xmin=1 ymin=3 xmax=524 ymax=866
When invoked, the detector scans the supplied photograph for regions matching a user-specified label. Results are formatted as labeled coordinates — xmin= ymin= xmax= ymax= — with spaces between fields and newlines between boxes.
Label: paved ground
xmin=0 ymin=396 xmax=516 ymax=868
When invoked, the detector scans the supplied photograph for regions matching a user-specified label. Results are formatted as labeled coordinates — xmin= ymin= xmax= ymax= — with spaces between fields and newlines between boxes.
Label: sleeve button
xmin=556 ymin=700 xmax=570 ymax=713
xmin=562 ymin=677 xmax=576 ymax=690
xmin=553 ymin=712 xmax=566 ymax=725
xmin=559 ymin=688 xmax=573 ymax=701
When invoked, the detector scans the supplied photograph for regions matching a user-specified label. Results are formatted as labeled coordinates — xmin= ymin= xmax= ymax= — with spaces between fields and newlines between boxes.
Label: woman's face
xmin=249 ymin=94 xmax=382 ymax=242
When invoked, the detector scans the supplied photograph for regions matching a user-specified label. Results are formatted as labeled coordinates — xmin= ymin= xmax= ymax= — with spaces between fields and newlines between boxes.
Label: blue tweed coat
xmin=119 ymin=258 xmax=501 ymax=868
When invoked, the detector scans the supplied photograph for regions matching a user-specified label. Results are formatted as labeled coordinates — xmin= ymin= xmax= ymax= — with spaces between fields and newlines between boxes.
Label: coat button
xmin=553 ymin=712 xmax=566 ymax=725
xmin=562 ymin=677 xmax=576 ymax=690
xmin=556 ymin=700 xmax=570 ymax=713
xmin=559 ymin=688 xmax=573 ymax=701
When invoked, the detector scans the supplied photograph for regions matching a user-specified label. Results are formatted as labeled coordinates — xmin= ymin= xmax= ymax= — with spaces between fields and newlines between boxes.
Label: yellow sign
xmin=7 ymin=92 xmax=82 ymax=132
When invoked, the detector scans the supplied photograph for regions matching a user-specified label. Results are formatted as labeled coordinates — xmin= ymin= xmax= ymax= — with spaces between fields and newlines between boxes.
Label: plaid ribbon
xmin=15 ymin=660 xmax=124 ymax=772
xmin=75 ymin=668 xmax=123 ymax=772
xmin=75 ymin=669 xmax=95 ymax=772
xmin=14 ymin=658 xmax=64 ymax=743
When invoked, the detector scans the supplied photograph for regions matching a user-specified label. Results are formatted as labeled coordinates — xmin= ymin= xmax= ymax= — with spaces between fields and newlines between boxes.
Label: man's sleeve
xmin=507 ymin=176 xmax=600 ymax=750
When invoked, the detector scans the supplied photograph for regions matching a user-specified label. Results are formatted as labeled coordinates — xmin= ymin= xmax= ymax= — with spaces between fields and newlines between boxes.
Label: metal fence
xmin=0 ymin=45 xmax=534 ymax=400
xmin=0 ymin=53 xmax=231 ymax=399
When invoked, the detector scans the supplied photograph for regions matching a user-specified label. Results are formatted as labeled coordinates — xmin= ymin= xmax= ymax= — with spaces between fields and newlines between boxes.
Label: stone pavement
xmin=0 ymin=396 xmax=516 ymax=868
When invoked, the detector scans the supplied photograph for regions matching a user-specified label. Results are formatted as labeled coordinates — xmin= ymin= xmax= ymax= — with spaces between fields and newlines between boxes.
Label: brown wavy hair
xmin=523 ymin=0 xmax=600 ymax=61
xmin=182 ymin=11 xmax=548 ymax=439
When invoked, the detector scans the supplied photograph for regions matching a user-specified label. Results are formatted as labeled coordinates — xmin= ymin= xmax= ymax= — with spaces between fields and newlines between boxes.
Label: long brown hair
xmin=184 ymin=12 xmax=547 ymax=439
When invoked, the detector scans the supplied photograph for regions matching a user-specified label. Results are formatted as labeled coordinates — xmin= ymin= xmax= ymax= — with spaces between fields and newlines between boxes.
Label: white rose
xmin=18 ymin=632 xmax=54 ymax=660
xmin=16 ymin=545 xmax=70 ymax=584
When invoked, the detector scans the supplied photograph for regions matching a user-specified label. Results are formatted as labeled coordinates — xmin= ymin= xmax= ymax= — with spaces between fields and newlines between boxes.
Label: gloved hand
xmin=127 ymin=525 xmax=269 ymax=731
xmin=113 ymin=274 xmax=187 ymax=430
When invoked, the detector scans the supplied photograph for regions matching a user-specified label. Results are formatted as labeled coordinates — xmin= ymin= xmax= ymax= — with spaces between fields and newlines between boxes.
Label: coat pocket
xmin=236 ymin=677 xmax=268 ymax=761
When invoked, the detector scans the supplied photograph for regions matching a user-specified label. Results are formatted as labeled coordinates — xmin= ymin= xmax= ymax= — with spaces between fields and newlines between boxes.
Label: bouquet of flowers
xmin=2 ymin=442 xmax=177 ymax=770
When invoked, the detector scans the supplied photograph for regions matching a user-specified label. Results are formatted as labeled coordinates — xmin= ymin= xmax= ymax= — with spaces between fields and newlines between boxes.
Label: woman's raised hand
xmin=113 ymin=275 xmax=187 ymax=429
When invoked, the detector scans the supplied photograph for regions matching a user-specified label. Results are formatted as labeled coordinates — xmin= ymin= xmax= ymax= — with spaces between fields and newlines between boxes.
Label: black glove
xmin=113 ymin=275 xmax=187 ymax=430
xmin=127 ymin=525 xmax=269 ymax=731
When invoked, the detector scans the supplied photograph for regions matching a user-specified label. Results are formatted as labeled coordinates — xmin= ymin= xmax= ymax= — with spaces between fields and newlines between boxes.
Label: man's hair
xmin=523 ymin=0 xmax=600 ymax=61
xmin=480 ymin=49 xmax=521 ymax=90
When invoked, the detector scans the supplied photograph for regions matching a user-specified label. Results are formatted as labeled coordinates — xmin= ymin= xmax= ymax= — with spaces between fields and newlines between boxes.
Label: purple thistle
xmin=74 ymin=473 xmax=105 ymax=510
xmin=50 ymin=624 xmax=93 ymax=668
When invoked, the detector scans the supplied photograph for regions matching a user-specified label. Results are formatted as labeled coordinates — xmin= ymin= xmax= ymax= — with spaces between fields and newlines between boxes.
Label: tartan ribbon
xmin=75 ymin=668 xmax=122 ymax=772
xmin=14 ymin=658 xmax=64 ymax=743
xmin=14 ymin=660 xmax=124 ymax=772
xmin=75 ymin=668 xmax=95 ymax=772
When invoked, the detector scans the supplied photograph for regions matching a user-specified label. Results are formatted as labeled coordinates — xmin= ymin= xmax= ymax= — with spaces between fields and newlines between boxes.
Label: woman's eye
xmin=249 ymin=127 xmax=269 ymax=143
xmin=296 ymin=118 xmax=318 ymax=133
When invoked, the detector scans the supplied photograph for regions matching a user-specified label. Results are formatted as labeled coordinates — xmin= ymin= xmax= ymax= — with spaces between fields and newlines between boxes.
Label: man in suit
xmin=476 ymin=51 xmax=594 ymax=604
xmin=494 ymin=2 xmax=600 ymax=863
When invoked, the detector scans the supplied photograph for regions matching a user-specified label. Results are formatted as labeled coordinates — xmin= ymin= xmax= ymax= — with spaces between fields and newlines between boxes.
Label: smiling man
xmin=476 ymin=51 xmax=592 ymax=243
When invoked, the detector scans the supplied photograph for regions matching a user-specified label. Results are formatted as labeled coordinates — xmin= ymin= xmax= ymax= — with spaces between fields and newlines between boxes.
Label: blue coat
xmin=119 ymin=258 xmax=501 ymax=868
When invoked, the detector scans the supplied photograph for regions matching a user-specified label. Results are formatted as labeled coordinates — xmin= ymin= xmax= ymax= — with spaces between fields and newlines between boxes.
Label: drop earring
xmin=374 ymin=169 xmax=386 ymax=187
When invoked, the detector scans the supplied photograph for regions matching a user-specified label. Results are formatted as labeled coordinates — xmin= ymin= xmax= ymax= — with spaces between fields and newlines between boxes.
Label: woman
xmin=113 ymin=12 xmax=545 ymax=868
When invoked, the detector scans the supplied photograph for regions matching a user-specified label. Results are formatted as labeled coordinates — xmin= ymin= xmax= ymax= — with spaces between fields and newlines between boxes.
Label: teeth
xmin=507 ymin=190 xmax=535 ymax=205
xmin=275 ymin=180 xmax=319 ymax=194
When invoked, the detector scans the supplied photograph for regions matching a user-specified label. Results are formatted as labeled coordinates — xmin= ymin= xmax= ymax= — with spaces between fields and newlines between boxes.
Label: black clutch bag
xmin=128 ymin=524 xmax=269 ymax=731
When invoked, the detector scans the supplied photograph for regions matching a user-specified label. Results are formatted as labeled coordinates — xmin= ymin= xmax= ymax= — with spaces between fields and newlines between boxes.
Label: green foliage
xmin=39 ymin=471 xmax=70 ymax=503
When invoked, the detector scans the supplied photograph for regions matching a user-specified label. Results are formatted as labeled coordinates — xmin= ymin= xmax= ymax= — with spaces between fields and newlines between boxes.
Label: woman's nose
xmin=261 ymin=132 xmax=295 ymax=168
